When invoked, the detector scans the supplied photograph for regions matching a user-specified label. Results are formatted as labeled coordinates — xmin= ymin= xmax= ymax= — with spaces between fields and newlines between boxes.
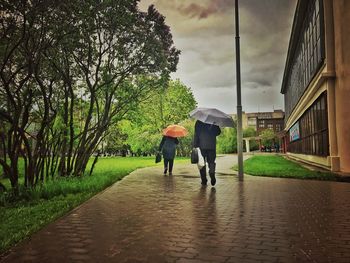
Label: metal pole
xmin=235 ymin=0 xmax=244 ymax=181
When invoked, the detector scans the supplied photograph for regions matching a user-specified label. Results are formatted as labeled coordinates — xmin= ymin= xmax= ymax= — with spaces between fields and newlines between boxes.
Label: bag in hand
xmin=155 ymin=152 xmax=162 ymax=163
xmin=191 ymin=148 xmax=199 ymax=164
xmin=196 ymin=147 xmax=205 ymax=169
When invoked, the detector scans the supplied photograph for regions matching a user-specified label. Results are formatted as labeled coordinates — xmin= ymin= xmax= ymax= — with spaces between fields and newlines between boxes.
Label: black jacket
xmin=193 ymin=120 xmax=221 ymax=150
xmin=159 ymin=136 xmax=179 ymax=160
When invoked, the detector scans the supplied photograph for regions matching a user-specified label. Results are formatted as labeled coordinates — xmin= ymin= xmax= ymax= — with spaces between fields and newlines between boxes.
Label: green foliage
xmin=217 ymin=128 xmax=237 ymax=154
xmin=162 ymin=79 xmax=197 ymax=124
xmin=0 ymin=0 xmax=180 ymax=188
xmin=243 ymin=127 xmax=259 ymax=151
xmin=243 ymin=127 xmax=256 ymax=137
xmin=103 ymin=124 xmax=129 ymax=154
xmin=119 ymin=120 xmax=161 ymax=155
xmin=117 ymin=79 xmax=197 ymax=155
xmin=177 ymin=119 xmax=196 ymax=156
xmin=260 ymin=129 xmax=277 ymax=147
xmin=217 ymin=126 xmax=264 ymax=153
xmin=243 ymin=155 xmax=337 ymax=180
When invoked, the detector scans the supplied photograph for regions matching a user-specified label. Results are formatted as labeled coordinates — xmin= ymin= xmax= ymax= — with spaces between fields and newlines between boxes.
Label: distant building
xmin=232 ymin=110 xmax=285 ymax=153
xmin=281 ymin=0 xmax=350 ymax=173
xmin=232 ymin=110 xmax=285 ymax=134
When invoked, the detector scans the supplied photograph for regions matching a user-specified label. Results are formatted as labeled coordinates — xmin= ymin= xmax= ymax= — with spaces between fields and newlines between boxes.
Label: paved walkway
xmin=1 ymin=155 xmax=350 ymax=263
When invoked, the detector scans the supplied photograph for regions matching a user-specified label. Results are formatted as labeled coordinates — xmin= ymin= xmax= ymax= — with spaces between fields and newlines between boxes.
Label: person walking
xmin=193 ymin=120 xmax=221 ymax=186
xmin=158 ymin=136 xmax=179 ymax=175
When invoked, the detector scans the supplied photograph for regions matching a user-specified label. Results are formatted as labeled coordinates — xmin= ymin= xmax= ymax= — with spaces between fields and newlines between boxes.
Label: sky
xmin=139 ymin=0 xmax=297 ymax=114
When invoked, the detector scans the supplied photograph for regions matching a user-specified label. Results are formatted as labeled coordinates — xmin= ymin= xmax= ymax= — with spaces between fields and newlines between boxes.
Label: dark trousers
xmin=199 ymin=149 xmax=216 ymax=183
xmin=164 ymin=159 xmax=174 ymax=173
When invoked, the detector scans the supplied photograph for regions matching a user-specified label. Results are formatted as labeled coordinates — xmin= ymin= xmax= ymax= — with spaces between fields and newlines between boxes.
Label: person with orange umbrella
xmin=158 ymin=125 xmax=188 ymax=175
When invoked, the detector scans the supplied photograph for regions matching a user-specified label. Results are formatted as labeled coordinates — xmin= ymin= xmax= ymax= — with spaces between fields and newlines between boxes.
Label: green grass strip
xmin=241 ymin=155 xmax=336 ymax=180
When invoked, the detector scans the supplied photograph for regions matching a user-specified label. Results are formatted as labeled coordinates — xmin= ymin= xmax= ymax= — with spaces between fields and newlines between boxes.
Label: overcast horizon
xmin=139 ymin=0 xmax=297 ymax=114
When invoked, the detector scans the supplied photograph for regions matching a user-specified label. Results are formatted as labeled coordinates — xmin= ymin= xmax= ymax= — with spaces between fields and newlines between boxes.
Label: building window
xmin=284 ymin=0 xmax=325 ymax=120
xmin=257 ymin=118 xmax=284 ymax=134
xmin=258 ymin=120 xmax=265 ymax=128
xmin=287 ymin=92 xmax=328 ymax=156
xmin=248 ymin=117 xmax=257 ymax=126
xmin=275 ymin=124 xmax=281 ymax=132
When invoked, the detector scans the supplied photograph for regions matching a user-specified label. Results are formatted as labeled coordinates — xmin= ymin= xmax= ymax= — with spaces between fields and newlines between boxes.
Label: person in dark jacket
xmin=158 ymin=136 xmax=179 ymax=175
xmin=193 ymin=120 xmax=221 ymax=186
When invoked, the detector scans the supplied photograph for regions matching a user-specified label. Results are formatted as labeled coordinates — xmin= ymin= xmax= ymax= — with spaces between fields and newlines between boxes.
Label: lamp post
xmin=235 ymin=0 xmax=244 ymax=181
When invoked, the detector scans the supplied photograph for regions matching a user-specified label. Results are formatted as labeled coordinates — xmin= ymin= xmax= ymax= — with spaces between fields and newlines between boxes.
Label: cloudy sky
xmin=139 ymin=0 xmax=297 ymax=114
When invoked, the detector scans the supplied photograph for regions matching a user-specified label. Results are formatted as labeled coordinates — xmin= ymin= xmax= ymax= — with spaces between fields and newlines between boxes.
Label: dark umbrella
xmin=189 ymin=107 xmax=234 ymax=127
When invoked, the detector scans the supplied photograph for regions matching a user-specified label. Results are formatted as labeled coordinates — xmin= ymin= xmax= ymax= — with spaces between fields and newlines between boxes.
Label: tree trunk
xmin=89 ymin=153 xmax=100 ymax=176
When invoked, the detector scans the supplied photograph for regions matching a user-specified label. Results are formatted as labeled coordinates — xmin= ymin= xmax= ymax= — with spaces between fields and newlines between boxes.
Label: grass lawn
xmin=241 ymin=155 xmax=337 ymax=180
xmin=0 ymin=156 xmax=188 ymax=253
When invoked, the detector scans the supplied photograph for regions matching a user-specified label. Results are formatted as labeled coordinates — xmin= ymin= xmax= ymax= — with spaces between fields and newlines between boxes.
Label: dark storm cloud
xmin=178 ymin=0 xmax=232 ymax=19
xmin=176 ymin=0 xmax=295 ymax=22
xmin=241 ymin=0 xmax=296 ymax=25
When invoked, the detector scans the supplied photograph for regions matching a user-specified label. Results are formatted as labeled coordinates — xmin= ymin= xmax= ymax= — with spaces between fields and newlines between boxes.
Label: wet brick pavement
xmin=1 ymin=155 xmax=350 ymax=263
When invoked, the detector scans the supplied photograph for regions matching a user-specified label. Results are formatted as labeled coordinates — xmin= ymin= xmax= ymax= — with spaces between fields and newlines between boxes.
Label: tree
xmin=119 ymin=79 xmax=197 ymax=156
xmin=243 ymin=127 xmax=259 ymax=151
xmin=176 ymin=118 xmax=195 ymax=157
xmin=260 ymin=129 xmax=277 ymax=147
xmin=0 ymin=0 xmax=180 ymax=191
xmin=217 ymin=128 xmax=237 ymax=154
xmin=0 ymin=0 xmax=66 ymax=190
xmin=55 ymin=1 xmax=180 ymax=177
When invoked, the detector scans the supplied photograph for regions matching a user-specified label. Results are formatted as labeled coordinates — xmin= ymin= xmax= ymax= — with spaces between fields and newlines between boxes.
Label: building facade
xmin=233 ymin=110 xmax=285 ymax=132
xmin=281 ymin=0 xmax=350 ymax=173
xmin=257 ymin=117 xmax=284 ymax=135
xmin=232 ymin=110 xmax=285 ymax=153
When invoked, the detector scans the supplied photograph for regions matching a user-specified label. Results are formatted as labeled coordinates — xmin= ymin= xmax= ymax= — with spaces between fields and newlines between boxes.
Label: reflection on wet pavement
xmin=1 ymin=155 xmax=350 ymax=262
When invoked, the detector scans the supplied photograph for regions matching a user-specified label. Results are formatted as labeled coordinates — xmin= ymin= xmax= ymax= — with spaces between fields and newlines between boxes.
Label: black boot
xmin=200 ymin=167 xmax=207 ymax=185
xmin=210 ymin=173 xmax=216 ymax=186
xmin=209 ymin=162 xmax=216 ymax=186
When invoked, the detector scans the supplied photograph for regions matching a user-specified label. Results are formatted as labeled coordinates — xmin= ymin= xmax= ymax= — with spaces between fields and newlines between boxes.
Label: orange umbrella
xmin=163 ymin=124 xmax=188 ymax=138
